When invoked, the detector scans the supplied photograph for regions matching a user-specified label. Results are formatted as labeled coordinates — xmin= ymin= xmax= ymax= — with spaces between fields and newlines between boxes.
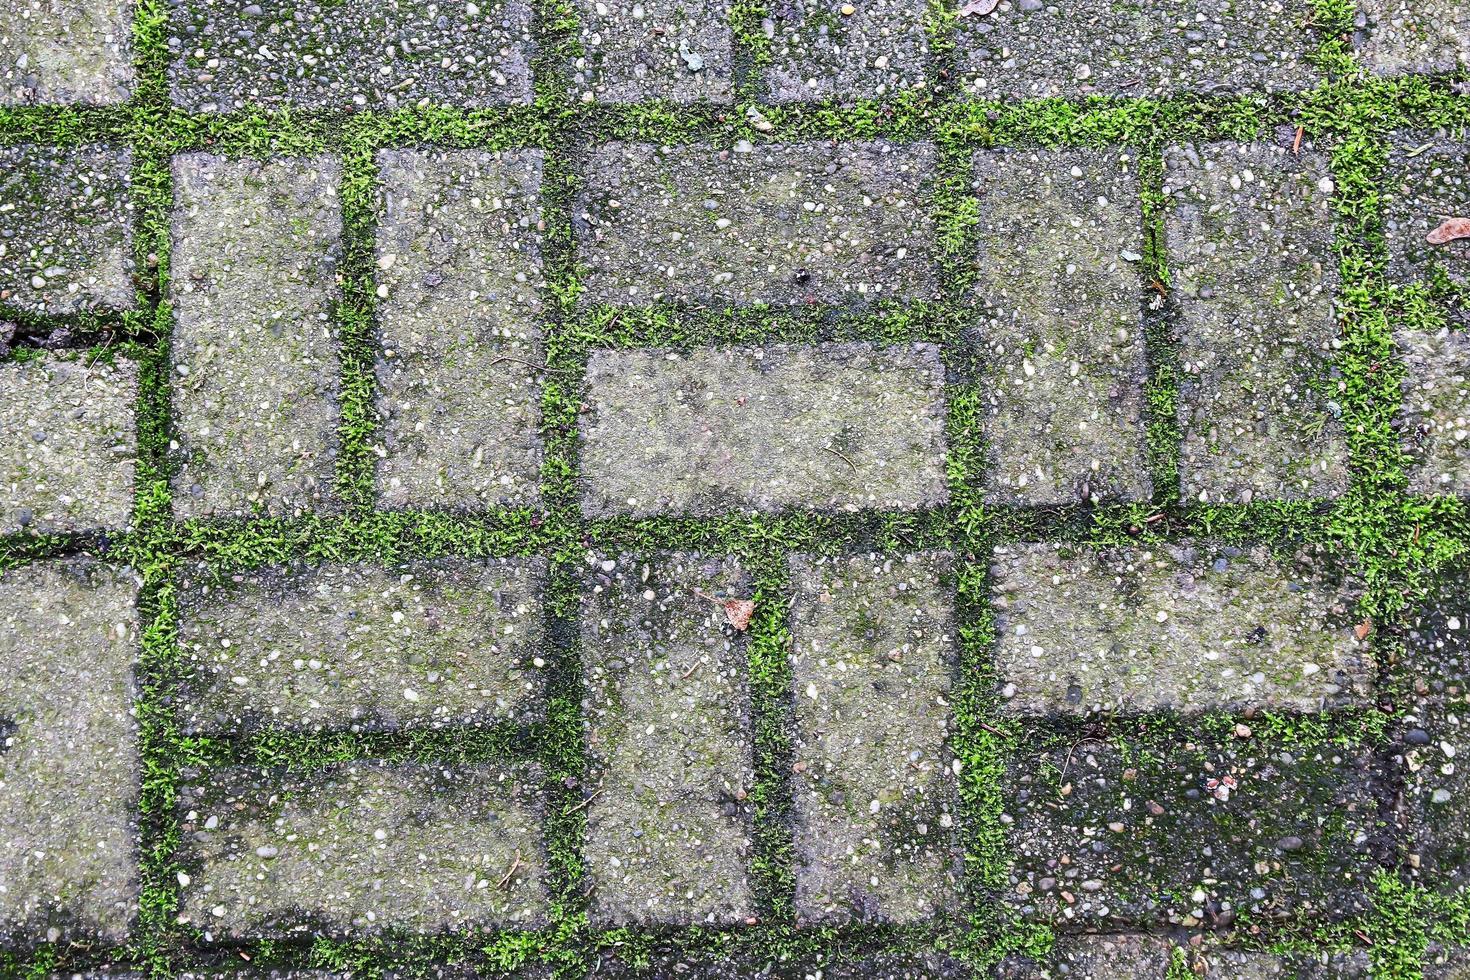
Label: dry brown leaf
xmin=1354 ymin=619 xmax=1372 ymax=641
xmin=1427 ymin=217 xmax=1470 ymax=245
xmin=723 ymin=599 xmax=756 ymax=632
xmin=958 ymin=0 xmax=1001 ymax=16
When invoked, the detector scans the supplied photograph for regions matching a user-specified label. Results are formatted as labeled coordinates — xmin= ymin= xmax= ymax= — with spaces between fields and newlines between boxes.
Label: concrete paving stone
xmin=575 ymin=141 xmax=939 ymax=307
xmin=972 ymin=148 xmax=1151 ymax=506
xmin=1398 ymin=564 xmax=1470 ymax=894
xmin=568 ymin=0 xmax=734 ymax=104
xmin=1427 ymin=945 xmax=1470 ymax=979
xmin=760 ymin=0 xmax=929 ymax=104
xmin=1396 ymin=324 xmax=1470 ymax=497
xmin=0 ymin=559 xmax=141 ymax=946
xmin=0 ymin=0 xmax=134 ymax=104
xmin=1164 ymin=142 xmax=1347 ymax=503
xmin=170 ymin=153 xmax=343 ymax=520
xmin=1001 ymin=741 xmax=1384 ymax=926
xmin=1191 ymin=949 xmax=1372 ymax=978
xmin=0 ymin=354 xmax=137 ymax=535
xmin=580 ymin=552 xmax=756 ymax=926
xmin=374 ymin=148 xmax=545 ymax=512
xmin=788 ymin=552 xmax=962 ymax=925
xmin=993 ymin=933 xmax=1172 ymax=979
xmin=1356 ymin=0 xmax=1469 ymax=75
xmin=579 ymin=342 xmax=948 ymax=518
xmin=176 ymin=761 xmax=548 ymax=939
xmin=176 ymin=557 xmax=547 ymax=734
xmin=988 ymin=541 xmax=1370 ymax=717
xmin=957 ymin=0 xmax=1320 ymax=100
xmin=592 ymin=951 xmax=970 ymax=979
xmin=1381 ymin=138 xmax=1470 ymax=296
xmin=166 ymin=0 xmax=535 ymax=112
xmin=0 ymin=144 xmax=135 ymax=316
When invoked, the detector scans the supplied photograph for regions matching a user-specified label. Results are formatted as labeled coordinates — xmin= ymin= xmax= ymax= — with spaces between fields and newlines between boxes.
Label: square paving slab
xmin=1357 ymin=0 xmax=1469 ymax=75
xmin=568 ymin=0 xmax=734 ymax=104
xmin=0 ymin=0 xmax=134 ymax=104
xmin=760 ymin=0 xmax=930 ymax=103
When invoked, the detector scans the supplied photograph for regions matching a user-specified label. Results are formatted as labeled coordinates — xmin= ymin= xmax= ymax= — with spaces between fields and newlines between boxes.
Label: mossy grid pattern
xmin=0 ymin=0 xmax=1469 ymax=976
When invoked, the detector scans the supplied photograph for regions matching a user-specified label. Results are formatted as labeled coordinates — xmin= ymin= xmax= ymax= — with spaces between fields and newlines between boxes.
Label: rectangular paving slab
xmin=170 ymin=154 xmax=343 ymax=520
xmin=958 ymin=0 xmax=1321 ymax=100
xmin=578 ymin=342 xmax=948 ymax=518
xmin=787 ymin=552 xmax=962 ymax=925
xmin=166 ymin=0 xmax=535 ymax=112
xmin=1382 ymin=138 xmax=1470 ymax=297
xmin=374 ymin=148 xmax=545 ymax=512
xmin=760 ymin=0 xmax=930 ymax=103
xmin=1164 ymin=142 xmax=1347 ymax=503
xmin=567 ymin=0 xmax=734 ymax=104
xmin=574 ymin=140 xmax=939 ymax=307
xmin=1397 ymin=325 xmax=1470 ymax=497
xmin=973 ymin=147 xmax=1151 ymax=506
xmin=1001 ymin=740 xmax=1384 ymax=927
xmin=0 ymin=559 xmax=140 ymax=947
xmin=0 ymin=143 xmax=135 ymax=316
xmin=579 ymin=552 xmax=756 ymax=927
xmin=1356 ymin=0 xmax=1469 ymax=75
xmin=1 ymin=354 xmax=137 ymax=535
xmin=176 ymin=761 xmax=548 ymax=939
xmin=0 ymin=0 xmax=134 ymax=104
xmin=176 ymin=558 xmax=547 ymax=734
xmin=988 ymin=541 xmax=1370 ymax=717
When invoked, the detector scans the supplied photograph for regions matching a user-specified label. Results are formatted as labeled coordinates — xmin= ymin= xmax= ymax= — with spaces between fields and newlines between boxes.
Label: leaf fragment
xmin=1426 ymin=217 xmax=1470 ymax=245
xmin=958 ymin=0 xmax=1001 ymax=16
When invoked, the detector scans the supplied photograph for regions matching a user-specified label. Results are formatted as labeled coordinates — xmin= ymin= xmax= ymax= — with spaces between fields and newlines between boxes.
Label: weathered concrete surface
xmin=0 ymin=354 xmax=137 ymax=535
xmin=568 ymin=0 xmax=733 ymax=104
xmin=1357 ymin=0 xmax=1469 ymax=75
xmin=580 ymin=553 xmax=755 ymax=926
xmin=995 ymin=933 xmax=1173 ymax=979
xmin=575 ymin=141 xmax=939 ymax=307
xmin=1397 ymin=325 xmax=1470 ymax=497
xmin=1382 ymin=138 xmax=1470 ymax=296
xmin=579 ymin=342 xmax=949 ymax=518
xmin=761 ymin=0 xmax=930 ymax=103
xmin=591 ymin=951 xmax=968 ymax=979
xmin=0 ymin=0 xmax=134 ymax=104
xmin=788 ymin=552 xmax=962 ymax=925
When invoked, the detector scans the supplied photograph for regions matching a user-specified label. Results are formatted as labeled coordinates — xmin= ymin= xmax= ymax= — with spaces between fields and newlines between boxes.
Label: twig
xmin=486 ymin=354 xmax=577 ymax=374
xmin=680 ymin=659 xmax=702 ymax=679
xmin=1291 ymin=125 xmax=1304 ymax=155
xmin=822 ymin=445 xmax=858 ymax=473
xmin=497 ymin=851 xmax=523 ymax=890
xmin=567 ymin=788 xmax=604 ymax=814
xmin=977 ymin=721 xmax=1007 ymax=737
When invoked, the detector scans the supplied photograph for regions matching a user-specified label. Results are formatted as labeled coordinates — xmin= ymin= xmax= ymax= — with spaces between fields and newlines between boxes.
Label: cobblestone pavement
xmin=1 ymin=0 xmax=1469 ymax=978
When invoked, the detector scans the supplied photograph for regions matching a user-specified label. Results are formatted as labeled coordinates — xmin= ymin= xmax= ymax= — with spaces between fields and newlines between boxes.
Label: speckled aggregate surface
xmin=0 ymin=354 xmax=137 ymax=535
xmin=760 ymin=0 xmax=929 ymax=103
xmin=1397 ymin=325 xmax=1470 ymax=496
xmin=958 ymin=0 xmax=1321 ymax=100
xmin=995 ymin=933 xmax=1173 ymax=979
xmin=579 ymin=553 xmax=755 ymax=927
xmin=1164 ymin=142 xmax=1348 ymax=503
xmin=568 ymin=0 xmax=733 ymax=104
xmin=787 ymin=552 xmax=961 ymax=925
xmin=176 ymin=558 xmax=547 ymax=734
xmin=175 ymin=761 xmax=548 ymax=939
xmin=592 ymin=951 xmax=969 ymax=979
xmin=574 ymin=140 xmax=939 ymax=307
xmin=374 ymin=148 xmax=545 ymax=512
xmin=972 ymin=148 xmax=1151 ymax=506
xmin=579 ymin=342 xmax=948 ymax=518
xmin=169 ymin=154 xmax=343 ymax=520
xmin=0 ymin=0 xmax=134 ymax=104
xmin=989 ymin=541 xmax=1370 ymax=717
xmin=1382 ymin=138 xmax=1470 ymax=296
xmin=0 ymin=144 xmax=135 ymax=316
xmin=0 ymin=559 xmax=140 ymax=946
xmin=166 ymin=0 xmax=535 ymax=111
xmin=1356 ymin=0 xmax=1470 ymax=75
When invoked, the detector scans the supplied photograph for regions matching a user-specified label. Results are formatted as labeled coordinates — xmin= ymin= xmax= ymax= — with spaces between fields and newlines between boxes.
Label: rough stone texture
xmin=1397 ymin=325 xmax=1470 ymax=497
xmin=1428 ymin=946 xmax=1470 ymax=979
xmin=170 ymin=154 xmax=343 ymax=520
xmin=995 ymin=934 xmax=1173 ymax=979
xmin=579 ymin=342 xmax=948 ymax=518
xmin=0 ymin=354 xmax=137 ymax=535
xmin=575 ymin=141 xmax=939 ymax=307
xmin=374 ymin=149 xmax=545 ymax=512
xmin=568 ymin=0 xmax=733 ymax=104
xmin=1165 ymin=142 xmax=1347 ymax=503
xmin=972 ymin=148 xmax=1151 ymax=506
xmin=0 ymin=0 xmax=134 ymax=104
xmin=988 ymin=541 xmax=1370 ymax=717
xmin=592 ymin=952 xmax=968 ymax=979
xmin=1357 ymin=0 xmax=1469 ymax=75
xmin=0 ymin=144 xmax=135 ymax=315
xmin=1398 ymin=564 xmax=1470 ymax=894
xmin=0 ymin=559 xmax=140 ymax=946
xmin=760 ymin=0 xmax=929 ymax=103
xmin=176 ymin=761 xmax=548 ymax=939
xmin=1002 ymin=741 xmax=1384 ymax=926
xmin=788 ymin=552 xmax=962 ymax=925
xmin=166 ymin=0 xmax=534 ymax=112
xmin=580 ymin=553 xmax=755 ymax=927
xmin=958 ymin=0 xmax=1321 ymax=100
xmin=176 ymin=558 xmax=547 ymax=734
xmin=1381 ymin=138 xmax=1470 ymax=296
xmin=1191 ymin=950 xmax=1372 ymax=979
